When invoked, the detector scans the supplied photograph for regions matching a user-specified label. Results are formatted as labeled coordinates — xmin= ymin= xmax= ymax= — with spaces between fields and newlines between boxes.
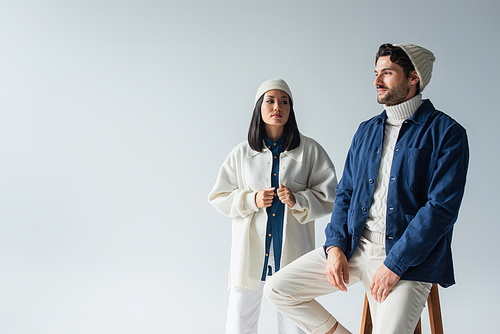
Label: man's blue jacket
xmin=324 ymin=99 xmax=469 ymax=287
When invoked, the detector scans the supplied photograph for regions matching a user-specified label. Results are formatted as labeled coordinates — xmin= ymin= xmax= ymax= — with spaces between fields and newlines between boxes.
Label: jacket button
xmin=369 ymin=178 xmax=374 ymax=184
xmin=362 ymin=207 xmax=367 ymax=212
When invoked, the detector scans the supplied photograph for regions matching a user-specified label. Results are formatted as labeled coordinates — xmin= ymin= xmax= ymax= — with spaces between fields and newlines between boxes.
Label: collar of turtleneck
xmin=385 ymin=94 xmax=423 ymax=125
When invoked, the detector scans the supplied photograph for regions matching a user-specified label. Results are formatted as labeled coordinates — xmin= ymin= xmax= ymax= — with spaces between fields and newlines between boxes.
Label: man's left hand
xmin=370 ymin=264 xmax=400 ymax=303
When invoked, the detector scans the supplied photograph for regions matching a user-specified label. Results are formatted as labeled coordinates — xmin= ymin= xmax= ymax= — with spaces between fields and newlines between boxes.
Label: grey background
xmin=0 ymin=0 xmax=498 ymax=333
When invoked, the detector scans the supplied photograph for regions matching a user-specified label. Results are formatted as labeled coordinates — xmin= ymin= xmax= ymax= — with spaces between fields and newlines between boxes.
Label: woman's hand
xmin=255 ymin=187 xmax=275 ymax=208
xmin=277 ymin=183 xmax=296 ymax=208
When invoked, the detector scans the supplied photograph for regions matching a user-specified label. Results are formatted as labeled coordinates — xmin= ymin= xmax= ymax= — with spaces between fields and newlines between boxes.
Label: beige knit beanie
xmin=254 ymin=78 xmax=293 ymax=107
xmin=394 ymin=43 xmax=436 ymax=92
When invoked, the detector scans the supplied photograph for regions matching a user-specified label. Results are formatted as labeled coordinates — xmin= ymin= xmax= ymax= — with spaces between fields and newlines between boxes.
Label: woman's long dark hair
xmin=247 ymin=94 xmax=300 ymax=152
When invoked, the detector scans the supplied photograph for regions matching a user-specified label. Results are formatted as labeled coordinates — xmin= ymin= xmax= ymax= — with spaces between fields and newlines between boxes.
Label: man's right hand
xmin=325 ymin=246 xmax=349 ymax=292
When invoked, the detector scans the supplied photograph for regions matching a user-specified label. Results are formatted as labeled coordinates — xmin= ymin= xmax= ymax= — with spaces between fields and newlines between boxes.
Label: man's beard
xmin=377 ymin=80 xmax=410 ymax=106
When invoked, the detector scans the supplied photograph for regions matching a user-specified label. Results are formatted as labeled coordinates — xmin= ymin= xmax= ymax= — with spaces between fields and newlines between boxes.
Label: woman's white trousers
xmin=226 ymin=281 xmax=305 ymax=334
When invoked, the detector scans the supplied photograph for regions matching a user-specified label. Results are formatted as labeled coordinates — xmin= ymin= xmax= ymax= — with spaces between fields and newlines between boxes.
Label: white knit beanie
xmin=394 ymin=43 xmax=436 ymax=92
xmin=254 ymin=78 xmax=293 ymax=107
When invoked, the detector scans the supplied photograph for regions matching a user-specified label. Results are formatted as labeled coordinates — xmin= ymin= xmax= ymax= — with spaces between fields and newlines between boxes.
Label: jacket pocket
xmin=402 ymin=148 xmax=438 ymax=202
xmin=290 ymin=180 xmax=307 ymax=192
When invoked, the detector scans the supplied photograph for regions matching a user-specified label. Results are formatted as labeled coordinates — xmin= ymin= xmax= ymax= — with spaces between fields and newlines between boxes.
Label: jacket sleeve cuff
xmin=291 ymin=193 xmax=307 ymax=211
xmin=244 ymin=191 xmax=259 ymax=213
xmin=323 ymin=238 xmax=347 ymax=257
xmin=383 ymin=255 xmax=407 ymax=277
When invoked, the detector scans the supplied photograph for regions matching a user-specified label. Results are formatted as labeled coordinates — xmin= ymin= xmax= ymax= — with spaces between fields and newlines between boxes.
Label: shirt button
xmin=369 ymin=178 xmax=374 ymax=184
xmin=389 ymin=207 xmax=394 ymax=211
xmin=377 ymin=150 xmax=381 ymax=154
xmin=395 ymin=148 xmax=400 ymax=152
xmin=362 ymin=207 xmax=367 ymax=212
xmin=391 ymin=177 xmax=396 ymax=181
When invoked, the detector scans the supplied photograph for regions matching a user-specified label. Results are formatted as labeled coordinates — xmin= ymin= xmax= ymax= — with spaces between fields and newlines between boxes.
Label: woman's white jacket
xmin=208 ymin=134 xmax=337 ymax=290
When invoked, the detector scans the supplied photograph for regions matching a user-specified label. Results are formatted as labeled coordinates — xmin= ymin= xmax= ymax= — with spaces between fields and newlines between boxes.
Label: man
xmin=264 ymin=43 xmax=469 ymax=334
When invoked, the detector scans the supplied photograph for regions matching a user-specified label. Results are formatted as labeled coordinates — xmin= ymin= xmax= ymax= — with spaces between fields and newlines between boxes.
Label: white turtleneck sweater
xmin=363 ymin=94 xmax=423 ymax=243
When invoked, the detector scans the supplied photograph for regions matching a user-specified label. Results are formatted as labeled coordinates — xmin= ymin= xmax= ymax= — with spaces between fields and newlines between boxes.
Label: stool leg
xmin=414 ymin=318 xmax=422 ymax=334
xmin=360 ymin=294 xmax=373 ymax=334
xmin=361 ymin=284 xmax=444 ymax=334
xmin=427 ymin=284 xmax=444 ymax=334
xmin=361 ymin=293 xmax=422 ymax=334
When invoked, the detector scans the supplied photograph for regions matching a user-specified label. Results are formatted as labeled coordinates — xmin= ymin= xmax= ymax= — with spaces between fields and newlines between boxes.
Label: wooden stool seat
xmin=360 ymin=283 xmax=443 ymax=334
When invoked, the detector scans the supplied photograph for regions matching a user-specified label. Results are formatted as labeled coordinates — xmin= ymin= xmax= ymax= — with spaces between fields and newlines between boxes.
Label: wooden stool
xmin=360 ymin=283 xmax=443 ymax=334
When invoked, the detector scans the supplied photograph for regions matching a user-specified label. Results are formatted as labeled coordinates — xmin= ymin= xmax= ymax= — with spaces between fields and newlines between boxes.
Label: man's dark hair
xmin=376 ymin=43 xmax=421 ymax=92
xmin=247 ymin=94 xmax=300 ymax=152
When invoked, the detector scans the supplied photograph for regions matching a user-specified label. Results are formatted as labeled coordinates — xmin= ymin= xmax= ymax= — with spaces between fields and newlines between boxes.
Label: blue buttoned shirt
xmin=261 ymin=136 xmax=285 ymax=280
xmin=324 ymin=100 xmax=469 ymax=287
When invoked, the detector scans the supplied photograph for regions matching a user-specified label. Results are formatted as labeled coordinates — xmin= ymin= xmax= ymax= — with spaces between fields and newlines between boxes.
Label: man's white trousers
xmin=264 ymin=236 xmax=432 ymax=334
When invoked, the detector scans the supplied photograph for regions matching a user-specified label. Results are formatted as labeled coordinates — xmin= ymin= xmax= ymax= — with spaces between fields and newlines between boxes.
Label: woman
xmin=208 ymin=78 xmax=337 ymax=334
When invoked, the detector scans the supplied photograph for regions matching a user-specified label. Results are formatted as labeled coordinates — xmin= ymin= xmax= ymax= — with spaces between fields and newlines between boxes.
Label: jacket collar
xmin=374 ymin=99 xmax=434 ymax=125
xmin=247 ymin=133 xmax=305 ymax=162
